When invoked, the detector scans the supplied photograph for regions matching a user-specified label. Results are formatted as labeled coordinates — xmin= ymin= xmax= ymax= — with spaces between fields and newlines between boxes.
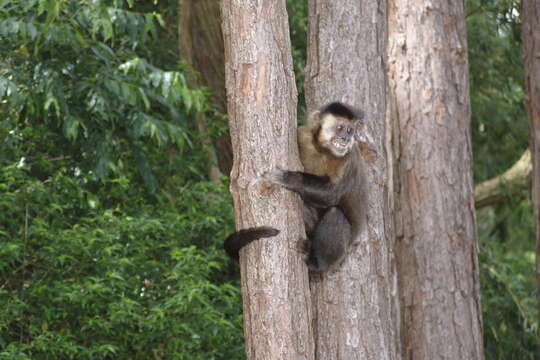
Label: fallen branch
xmin=474 ymin=149 xmax=532 ymax=208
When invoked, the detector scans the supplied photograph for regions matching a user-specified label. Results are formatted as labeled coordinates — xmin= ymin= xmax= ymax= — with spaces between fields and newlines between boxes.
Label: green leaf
xmin=153 ymin=12 xmax=165 ymax=28
xmin=101 ymin=12 xmax=113 ymax=41
xmin=26 ymin=23 xmax=37 ymax=39
xmin=63 ymin=116 xmax=81 ymax=141
xmin=43 ymin=0 xmax=61 ymax=26
xmin=44 ymin=93 xmax=61 ymax=118
xmin=138 ymin=88 xmax=150 ymax=110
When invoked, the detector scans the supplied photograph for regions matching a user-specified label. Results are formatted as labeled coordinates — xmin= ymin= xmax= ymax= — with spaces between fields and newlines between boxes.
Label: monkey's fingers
xmin=262 ymin=168 xmax=286 ymax=185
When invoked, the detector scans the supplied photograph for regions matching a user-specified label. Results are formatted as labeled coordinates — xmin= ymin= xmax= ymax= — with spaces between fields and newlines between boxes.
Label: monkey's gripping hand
xmin=263 ymin=168 xmax=340 ymax=208
xmin=262 ymin=168 xmax=289 ymax=186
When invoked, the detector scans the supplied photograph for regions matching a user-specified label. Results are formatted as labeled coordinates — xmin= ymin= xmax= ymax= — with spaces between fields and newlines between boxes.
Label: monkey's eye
xmin=337 ymin=125 xmax=343 ymax=131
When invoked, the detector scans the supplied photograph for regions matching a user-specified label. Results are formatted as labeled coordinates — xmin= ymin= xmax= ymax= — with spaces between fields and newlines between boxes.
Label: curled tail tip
xmin=258 ymin=226 xmax=280 ymax=238
xmin=270 ymin=228 xmax=280 ymax=236
xmin=224 ymin=226 xmax=280 ymax=261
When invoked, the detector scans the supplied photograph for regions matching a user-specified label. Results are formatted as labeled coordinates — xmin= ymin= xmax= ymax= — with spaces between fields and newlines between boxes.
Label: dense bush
xmin=0 ymin=164 xmax=242 ymax=360
xmin=0 ymin=1 xmax=243 ymax=359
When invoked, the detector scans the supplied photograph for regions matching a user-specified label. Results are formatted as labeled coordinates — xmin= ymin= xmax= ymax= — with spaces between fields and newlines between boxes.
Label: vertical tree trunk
xmin=221 ymin=1 xmax=314 ymax=359
xmin=304 ymin=1 xmax=400 ymax=359
xmin=178 ymin=0 xmax=233 ymax=178
xmin=522 ymin=0 xmax=540 ymax=347
xmin=387 ymin=0 xmax=484 ymax=359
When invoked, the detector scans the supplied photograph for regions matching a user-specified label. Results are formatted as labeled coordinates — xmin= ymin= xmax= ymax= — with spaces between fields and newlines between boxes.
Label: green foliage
xmin=0 ymin=163 xmax=242 ymax=360
xmin=467 ymin=0 xmax=527 ymax=183
xmin=0 ymin=1 xmax=243 ymax=359
xmin=0 ymin=0 xmax=208 ymax=191
xmin=478 ymin=203 xmax=537 ymax=359
xmin=466 ymin=1 xmax=538 ymax=358
xmin=286 ymin=0 xmax=308 ymax=117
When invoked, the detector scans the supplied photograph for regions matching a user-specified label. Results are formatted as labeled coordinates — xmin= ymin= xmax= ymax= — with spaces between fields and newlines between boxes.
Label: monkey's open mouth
xmin=332 ymin=138 xmax=348 ymax=149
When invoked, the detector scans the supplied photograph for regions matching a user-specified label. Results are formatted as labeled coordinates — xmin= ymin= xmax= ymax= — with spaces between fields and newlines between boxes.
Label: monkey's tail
xmin=224 ymin=226 xmax=280 ymax=261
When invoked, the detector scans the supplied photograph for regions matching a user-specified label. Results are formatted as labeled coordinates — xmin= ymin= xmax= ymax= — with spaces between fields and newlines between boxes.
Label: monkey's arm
xmin=264 ymin=169 xmax=340 ymax=207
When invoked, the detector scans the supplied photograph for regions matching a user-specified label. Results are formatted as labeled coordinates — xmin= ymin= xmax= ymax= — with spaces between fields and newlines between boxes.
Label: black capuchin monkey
xmin=224 ymin=102 xmax=366 ymax=271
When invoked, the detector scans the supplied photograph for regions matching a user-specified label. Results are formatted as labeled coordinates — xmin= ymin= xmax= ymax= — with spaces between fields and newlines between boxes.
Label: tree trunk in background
xmin=178 ymin=0 xmax=233 ymax=179
xmin=221 ymin=1 xmax=314 ymax=359
xmin=304 ymin=1 xmax=400 ymax=359
xmin=522 ymin=0 xmax=540 ymax=348
xmin=387 ymin=0 xmax=484 ymax=358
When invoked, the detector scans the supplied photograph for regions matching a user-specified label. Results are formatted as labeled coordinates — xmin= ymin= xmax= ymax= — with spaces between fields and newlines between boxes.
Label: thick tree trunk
xmin=220 ymin=1 xmax=314 ymax=359
xmin=387 ymin=0 xmax=484 ymax=359
xmin=304 ymin=1 xmax=400 ymax=359
xmin=178 ymin=0 xmax=233 ymax=178
xmin=522 ymin=0 xmax=540 ymax=347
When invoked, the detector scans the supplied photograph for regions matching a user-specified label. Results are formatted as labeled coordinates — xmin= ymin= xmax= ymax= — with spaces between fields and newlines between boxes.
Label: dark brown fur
xmin=292 ymin=106 xmax=366 ymax=270
xmin=224 ymin=102 xmax=365 ymax=271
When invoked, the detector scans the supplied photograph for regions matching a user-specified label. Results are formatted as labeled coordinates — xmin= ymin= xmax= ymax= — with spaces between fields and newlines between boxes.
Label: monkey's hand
xmin=263 ymin=168 xmax=339 ymax=207
xmin=263 ymin=168 xmax=288 ymax=186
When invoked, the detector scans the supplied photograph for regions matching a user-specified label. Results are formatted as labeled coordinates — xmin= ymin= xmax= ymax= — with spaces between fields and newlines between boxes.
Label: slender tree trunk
xmin=387 ymin=0 xmax=484 ymax=359
xmin=178 ymin=0 xmax=233 ymax=178
xmin=522 ymin=0 xmax=540 ymax=347
xmin=221 ymin=1 xmax=314 ymax=359
xmin=304 ymin=1 xmax=400 ymax=359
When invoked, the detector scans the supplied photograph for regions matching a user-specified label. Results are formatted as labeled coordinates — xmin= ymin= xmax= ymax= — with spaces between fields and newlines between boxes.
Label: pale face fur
xmin=317 ymin=114 xmax=357 ymax=157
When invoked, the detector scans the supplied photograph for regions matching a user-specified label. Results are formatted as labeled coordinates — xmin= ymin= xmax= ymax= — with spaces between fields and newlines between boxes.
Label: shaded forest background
xmin=0 ymin=0 xmax=536 ymax=359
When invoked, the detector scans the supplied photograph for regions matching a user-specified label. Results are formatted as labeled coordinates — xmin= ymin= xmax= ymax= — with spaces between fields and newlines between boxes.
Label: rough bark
xmin=304 ymin=1 xmax=400 ymax=359
xmin=220 ymin=1 xmax=314 ymax=359
xmin=178 ymin=0 xmax=233 ymax=178
xmin=387 ymin=0 xmax=484 ymax=359
xmin=522 ymin=0 xmax=540 ymax=346
xmin=474 ymin=149 xmax=532 ymax=208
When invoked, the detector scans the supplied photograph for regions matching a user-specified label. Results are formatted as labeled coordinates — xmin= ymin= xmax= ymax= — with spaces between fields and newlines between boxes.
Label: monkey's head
xmin=309 ymin=102 xmax=364 ymax=158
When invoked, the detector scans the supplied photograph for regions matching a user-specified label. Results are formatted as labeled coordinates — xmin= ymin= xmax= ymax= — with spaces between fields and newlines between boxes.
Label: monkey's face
xmin=318 ymin=114 xmax=357 ymax=157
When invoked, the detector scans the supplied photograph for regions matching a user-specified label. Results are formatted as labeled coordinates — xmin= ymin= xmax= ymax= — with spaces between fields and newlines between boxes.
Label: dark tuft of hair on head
xmin=320 ymin=102 xmax=364 ymax=120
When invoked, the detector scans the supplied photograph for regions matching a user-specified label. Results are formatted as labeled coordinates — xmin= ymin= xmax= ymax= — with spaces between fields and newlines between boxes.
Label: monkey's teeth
xmin=333 ymin=140 xmax=347 ymax=148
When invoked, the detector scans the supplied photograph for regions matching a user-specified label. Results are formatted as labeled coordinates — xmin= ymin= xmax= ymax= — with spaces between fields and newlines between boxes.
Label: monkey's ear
xmin=306 ymin=110 xmax=321 ymax=126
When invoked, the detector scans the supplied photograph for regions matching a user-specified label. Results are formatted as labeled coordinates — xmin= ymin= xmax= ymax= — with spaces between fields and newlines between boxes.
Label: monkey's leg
xmin=306 ymin=207 xmax=352 ymax=272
